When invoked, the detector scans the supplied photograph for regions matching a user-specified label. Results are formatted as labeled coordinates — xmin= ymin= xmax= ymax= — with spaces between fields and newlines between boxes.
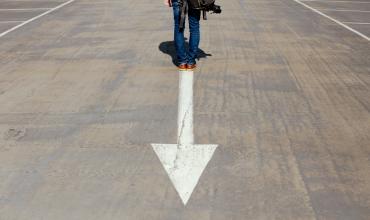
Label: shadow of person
xmin=159 ymin=40 xmax=212 ymax=66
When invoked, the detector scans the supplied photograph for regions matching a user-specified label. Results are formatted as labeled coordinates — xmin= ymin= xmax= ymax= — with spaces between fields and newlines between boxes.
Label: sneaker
xmin=187 ymin=63 xmax=197 ymax=70
xmin=178 ymin=63 xmax=187 ymax=70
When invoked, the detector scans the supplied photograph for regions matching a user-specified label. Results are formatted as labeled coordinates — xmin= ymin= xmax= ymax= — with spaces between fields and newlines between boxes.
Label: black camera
xmin=206 ymin=3 xmax=222 ymax=14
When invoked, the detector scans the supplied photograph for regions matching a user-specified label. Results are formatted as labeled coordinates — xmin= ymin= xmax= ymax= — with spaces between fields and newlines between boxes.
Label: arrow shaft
xmin=177 ymin=71 xmax=194 ymax=145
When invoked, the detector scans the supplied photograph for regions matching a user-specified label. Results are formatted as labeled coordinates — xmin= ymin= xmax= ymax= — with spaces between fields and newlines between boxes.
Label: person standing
xmin=164 ymin=0 xmax=201 ymax=70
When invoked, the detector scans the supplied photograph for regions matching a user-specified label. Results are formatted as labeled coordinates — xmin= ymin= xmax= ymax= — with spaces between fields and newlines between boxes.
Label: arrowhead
xmin=151 ymin=144 xmax=218 ymax=205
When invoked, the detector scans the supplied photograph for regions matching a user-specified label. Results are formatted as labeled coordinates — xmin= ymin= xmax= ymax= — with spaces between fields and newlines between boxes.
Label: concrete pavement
xmin=0 ymin=0 xmax=370 ymax=219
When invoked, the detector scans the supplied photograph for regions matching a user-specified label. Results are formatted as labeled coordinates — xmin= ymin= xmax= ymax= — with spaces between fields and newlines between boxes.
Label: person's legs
xmin=172 ymin=0 xmax=187 ymax=65
xmin=188 ymin=7 xmax=201 ymax=65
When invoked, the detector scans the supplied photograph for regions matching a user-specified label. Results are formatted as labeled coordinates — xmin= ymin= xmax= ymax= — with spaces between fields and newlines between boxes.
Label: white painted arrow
xmin=152 ymin=70 xmax=218 ymax=205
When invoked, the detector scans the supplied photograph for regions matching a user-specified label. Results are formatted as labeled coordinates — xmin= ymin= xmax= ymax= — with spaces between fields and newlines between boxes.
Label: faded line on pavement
xmin=0 ymin=0 xmax=76 ymax=38
xmin=294 ymin=0 xmax=370 ymax=41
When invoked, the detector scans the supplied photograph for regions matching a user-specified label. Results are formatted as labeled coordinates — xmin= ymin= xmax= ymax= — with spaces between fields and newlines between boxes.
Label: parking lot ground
xmin=0 ymin=10 xmax=47 ymax=21
xmin=0 ymin=1 xmax=65 ymax=9
xmin=0 ymin=0 xmax=369 ymax=220
xmin=296 ymin=0 xmax=370 ymax=40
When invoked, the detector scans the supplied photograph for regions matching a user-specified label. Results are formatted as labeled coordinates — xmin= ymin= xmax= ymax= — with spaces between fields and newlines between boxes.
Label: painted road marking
xmin=343 ymin=22 xmax=370 ymax=25
xmin=177 ymin=69 xmax=194 ymax=145
xmin=152 ymin=144 xmax=217 ymax=205
xmin=300 ymin=0 xmax=370 ymax=3
xmin=0 ymin=8 xmax=51 ymax=11
xmin=0 ymin=21 xmax=25 ymax=24
xmin=0 ymin=0 xmax=75 ymax=38
xmin=152 ymin=70 xmax=218 ymax=205
xmin=294 ymin=0 xmax=370 ymax=41
xmin=319 ymin=9 xmax=370 ymax=13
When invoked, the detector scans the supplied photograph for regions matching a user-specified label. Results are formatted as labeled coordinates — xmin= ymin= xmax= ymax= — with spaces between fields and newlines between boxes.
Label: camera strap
xmin=179 ymin=0 xmax=188 ymax=30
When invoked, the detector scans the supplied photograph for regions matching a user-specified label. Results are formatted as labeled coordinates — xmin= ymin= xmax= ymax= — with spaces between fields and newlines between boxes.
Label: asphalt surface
xmin=0 ymin=0 xmax=370 ymax=219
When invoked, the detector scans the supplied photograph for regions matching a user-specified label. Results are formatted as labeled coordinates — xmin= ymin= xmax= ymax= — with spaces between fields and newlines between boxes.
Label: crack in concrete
xmin=177 ymin=102 xmax=192 ymax=146
xmin=172 ymin=101 xmax=193 ymax=172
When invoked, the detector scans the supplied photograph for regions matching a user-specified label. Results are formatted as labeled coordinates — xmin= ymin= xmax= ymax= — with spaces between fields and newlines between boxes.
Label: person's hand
xmin=164 ymin=0 xmax=172 ymax=7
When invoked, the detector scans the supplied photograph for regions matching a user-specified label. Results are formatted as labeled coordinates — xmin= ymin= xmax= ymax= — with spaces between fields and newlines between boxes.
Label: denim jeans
xmin=172 ymin=0 xmax=201 ymax=65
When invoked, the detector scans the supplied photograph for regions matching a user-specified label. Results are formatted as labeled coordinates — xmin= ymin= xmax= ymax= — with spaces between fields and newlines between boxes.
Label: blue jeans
xmin=172 ymin=0 xmax=201 ymax=65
